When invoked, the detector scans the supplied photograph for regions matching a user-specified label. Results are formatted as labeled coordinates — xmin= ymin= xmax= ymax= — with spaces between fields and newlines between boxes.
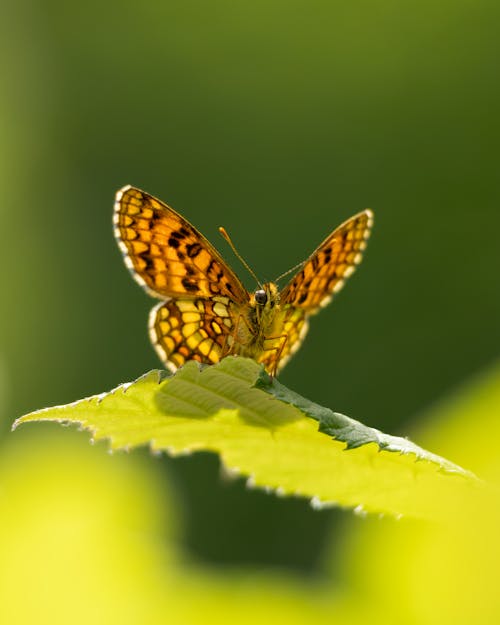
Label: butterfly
xmin=114 ymin=186 xmax=373 ymax=376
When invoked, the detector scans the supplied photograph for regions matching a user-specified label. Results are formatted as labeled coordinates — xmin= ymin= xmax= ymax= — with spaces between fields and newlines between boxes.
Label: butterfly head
xmin=252 ymin=282 xmax=279 ymax=313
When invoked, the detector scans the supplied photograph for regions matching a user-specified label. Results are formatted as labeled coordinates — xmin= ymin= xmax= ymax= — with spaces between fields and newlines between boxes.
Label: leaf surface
xmin=14 ymin=357 xmax=478 ymax=520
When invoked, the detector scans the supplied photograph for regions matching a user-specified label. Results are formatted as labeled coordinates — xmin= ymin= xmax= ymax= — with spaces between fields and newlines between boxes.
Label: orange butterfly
xmin=114 ymin=186 xmax=373 ymax=376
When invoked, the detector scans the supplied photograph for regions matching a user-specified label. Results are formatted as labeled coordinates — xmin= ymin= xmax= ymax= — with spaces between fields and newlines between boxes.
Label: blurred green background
xmin=1 ymin=0 xmax=499 ymax=623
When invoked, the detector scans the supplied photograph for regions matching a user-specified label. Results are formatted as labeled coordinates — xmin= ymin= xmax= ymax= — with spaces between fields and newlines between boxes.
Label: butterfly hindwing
xmin=149 ymin=297 xmax=237 ymax=372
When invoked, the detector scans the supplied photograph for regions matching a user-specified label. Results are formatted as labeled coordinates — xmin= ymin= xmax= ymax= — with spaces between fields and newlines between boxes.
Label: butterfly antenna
xmin=274 ymin=260 xmax=306 ymax=284
xmin=219 ymin=226 xmax=263 ymax=288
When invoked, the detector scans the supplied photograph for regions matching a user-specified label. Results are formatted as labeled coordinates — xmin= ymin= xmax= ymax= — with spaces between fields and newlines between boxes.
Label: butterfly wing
xmin=114 ymin=186 xmax=248 ymax=303
xmin=280 ymin=209 xmax=373 ymax=311
xmin=114 ymin=186 xmax=249 ymax=372
xmin=262 ymin=210 xmax=373 ymax=374
xmin=149 ymin=297 xmax=238 ymax=373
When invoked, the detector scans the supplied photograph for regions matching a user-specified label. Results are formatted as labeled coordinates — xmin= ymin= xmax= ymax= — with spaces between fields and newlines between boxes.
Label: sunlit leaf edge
xmin=255 ymin=368 xmax=474 ymax=477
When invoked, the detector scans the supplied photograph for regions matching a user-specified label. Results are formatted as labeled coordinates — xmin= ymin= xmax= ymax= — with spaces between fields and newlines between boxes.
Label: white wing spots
xmin=114 ymin=190 xmax=163 ymax=298
xmin=148 ymin=303 xmax=177 ymax=373
xmin=124 ymin=265 xmax=162 ymax=298
xmin=289 ymin=319 xmax=310 ymax=355
xmin=343 ymin=265 xmax=355 ymax=278
xmin=319 ymin=294 xmax=333 ymax=308
xmin=298 ymin=317 xmax=310 ymax=341
xmin=115 ymin=186 xmax=130 ymax=204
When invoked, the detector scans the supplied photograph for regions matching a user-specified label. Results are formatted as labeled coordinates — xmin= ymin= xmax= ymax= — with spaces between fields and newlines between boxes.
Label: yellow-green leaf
xmin=13 ymin=357 xmax=479 ymax=520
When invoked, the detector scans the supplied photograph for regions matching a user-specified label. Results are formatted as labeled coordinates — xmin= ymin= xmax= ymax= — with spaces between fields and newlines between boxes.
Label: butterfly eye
xmin=254 ymin=289 xmax=267 ymax=305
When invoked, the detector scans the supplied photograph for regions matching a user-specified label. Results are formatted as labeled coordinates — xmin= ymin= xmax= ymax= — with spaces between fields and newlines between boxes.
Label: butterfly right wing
xmin=114 ymin=186 xmax=248 ymax=303
xmin=259 ymin=210 xmax=373 ymax=375
xmin=280 ymin=210 xmax=373 ymax=312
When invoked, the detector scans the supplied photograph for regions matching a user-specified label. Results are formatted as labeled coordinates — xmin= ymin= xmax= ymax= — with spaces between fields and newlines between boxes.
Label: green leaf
xmin=13 ymin=357 xmax=479 ymax=520
xmin=255 ymin=370 xmax=469 ymax=474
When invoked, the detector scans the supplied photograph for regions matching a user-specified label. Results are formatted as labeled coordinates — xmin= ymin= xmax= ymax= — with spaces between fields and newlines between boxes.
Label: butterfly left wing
xmin=114 ymin=186 xmax=248 ymax=303
xmin=149 ymin=297 xmax=238 ymax=373
xmin=114 ymin=185 xmax=251 ymax=373
xmin=280 ymin=209 xmax=373 ymax=312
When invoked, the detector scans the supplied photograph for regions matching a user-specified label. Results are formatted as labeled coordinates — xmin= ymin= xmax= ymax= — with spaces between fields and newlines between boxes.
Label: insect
xmin=114 ymin=186 xmax=373 ymax=376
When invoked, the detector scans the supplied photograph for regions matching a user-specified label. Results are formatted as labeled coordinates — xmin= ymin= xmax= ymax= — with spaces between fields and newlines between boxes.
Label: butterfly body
xmin=114 ymin=186 xmax=372 ymax=375
xmin=230 ymin=282 xmax=285 ymax=362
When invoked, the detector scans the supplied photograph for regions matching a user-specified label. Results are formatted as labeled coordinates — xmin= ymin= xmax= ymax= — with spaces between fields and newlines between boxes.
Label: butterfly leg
xmin=221 ymin=311 xmax=256 ymax=356
xmin=262 ymin=333 xmax=289 ymax=377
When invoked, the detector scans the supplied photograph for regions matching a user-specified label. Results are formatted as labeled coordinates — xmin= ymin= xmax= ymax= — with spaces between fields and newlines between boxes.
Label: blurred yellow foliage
xmin=334 ymin=360 xmax=500 ymax=625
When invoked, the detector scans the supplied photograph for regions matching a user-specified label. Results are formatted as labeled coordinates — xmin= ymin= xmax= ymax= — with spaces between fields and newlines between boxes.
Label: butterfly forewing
xmin=114 ymin=186 xmax=248 ymax=303
xmin=280 ymin=210 xmax=373 ymax=311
